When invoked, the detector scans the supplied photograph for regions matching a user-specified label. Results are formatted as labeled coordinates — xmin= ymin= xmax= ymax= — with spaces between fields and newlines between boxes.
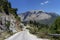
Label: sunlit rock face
xmin=0 ymin=13 xmax=19 ymax=33
xmin=19 ymin=10 xmax=58 ymax=25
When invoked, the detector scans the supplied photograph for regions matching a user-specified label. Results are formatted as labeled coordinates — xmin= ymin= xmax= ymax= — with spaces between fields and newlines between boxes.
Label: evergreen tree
xmin=50 ymin=16 xmax=60 ymax=34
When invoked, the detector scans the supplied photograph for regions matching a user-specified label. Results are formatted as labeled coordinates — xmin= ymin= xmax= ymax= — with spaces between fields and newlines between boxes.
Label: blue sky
xmin=9 ymin=0 xmax=60 ymax=15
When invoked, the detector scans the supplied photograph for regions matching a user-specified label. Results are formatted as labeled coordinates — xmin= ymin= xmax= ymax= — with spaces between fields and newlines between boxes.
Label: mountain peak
xmin=27 ymin=10 xmax=44 ymax=14
xmin=19 ymin=11 xmax=58 ymax=25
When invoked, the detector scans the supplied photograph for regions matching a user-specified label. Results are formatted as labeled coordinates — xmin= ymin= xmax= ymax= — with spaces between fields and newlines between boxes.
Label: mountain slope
xmin=19 ymin=10 xmax=58 ymax=25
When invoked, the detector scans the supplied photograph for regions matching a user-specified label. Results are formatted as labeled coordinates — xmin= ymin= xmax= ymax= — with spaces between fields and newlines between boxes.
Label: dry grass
xmin=0 ymin=31 xmax=14 ymax=40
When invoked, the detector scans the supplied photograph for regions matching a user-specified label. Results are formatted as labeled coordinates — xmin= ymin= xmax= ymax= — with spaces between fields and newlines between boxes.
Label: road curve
xmin=5 ymin=23 xmax=49 ymax=40
xmin=5 ymin=29 xmax=49 ymax=40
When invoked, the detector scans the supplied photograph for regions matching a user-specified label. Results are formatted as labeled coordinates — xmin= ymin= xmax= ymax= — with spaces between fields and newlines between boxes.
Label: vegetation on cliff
xmin=0 ymin=0 xmax=20 ymax=21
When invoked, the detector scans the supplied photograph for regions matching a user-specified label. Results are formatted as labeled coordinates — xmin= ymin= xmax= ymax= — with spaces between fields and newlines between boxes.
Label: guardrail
xmin=48 ymin=34 xmax=60 ymax=37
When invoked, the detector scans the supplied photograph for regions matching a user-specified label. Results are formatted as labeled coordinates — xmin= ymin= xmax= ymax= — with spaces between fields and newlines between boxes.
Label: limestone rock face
xmin=0 ymin=13 xmax=17 ymax=33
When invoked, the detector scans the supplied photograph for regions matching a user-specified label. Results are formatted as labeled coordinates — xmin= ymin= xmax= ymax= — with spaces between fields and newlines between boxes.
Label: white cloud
xmin=41 ymin=3 xmax=44 ymax=5
xmin=44 ymin=1 xmax=49 ymax=4
xmin=40 ymin=1 xmax=49 ymax=5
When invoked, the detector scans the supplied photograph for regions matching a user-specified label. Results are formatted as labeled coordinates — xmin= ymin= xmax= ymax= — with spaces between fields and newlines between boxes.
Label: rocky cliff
xmin=0 ymin=0 xmax=21 ymax=40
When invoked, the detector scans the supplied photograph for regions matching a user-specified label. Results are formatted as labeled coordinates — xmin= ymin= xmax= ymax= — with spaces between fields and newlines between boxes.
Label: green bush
xmin=5 ymin=21 xmax=10 ymax=30
xmin=49 ymin=16 xmax=60 ymax=40
xmin=27 ymin=21 xmax=49 ymax=38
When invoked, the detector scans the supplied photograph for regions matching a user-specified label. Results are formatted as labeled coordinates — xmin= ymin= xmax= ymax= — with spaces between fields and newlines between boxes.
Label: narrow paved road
xmin=5 ymin=24 xmax=49 ymax=40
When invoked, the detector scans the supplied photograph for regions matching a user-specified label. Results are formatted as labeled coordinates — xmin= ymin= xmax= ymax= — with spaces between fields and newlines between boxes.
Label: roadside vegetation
xmin=26 ymin=16 xmax=60 ymax=40
xmin=49 ymin=16 xmax=60 ymax=40
xmin=27 ymin=20 xmax=49 ymax=38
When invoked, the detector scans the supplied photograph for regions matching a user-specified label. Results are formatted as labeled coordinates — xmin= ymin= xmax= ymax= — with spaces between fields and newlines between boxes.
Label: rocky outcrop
xmin=0 ymin=13 xmax=20 ymax=33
